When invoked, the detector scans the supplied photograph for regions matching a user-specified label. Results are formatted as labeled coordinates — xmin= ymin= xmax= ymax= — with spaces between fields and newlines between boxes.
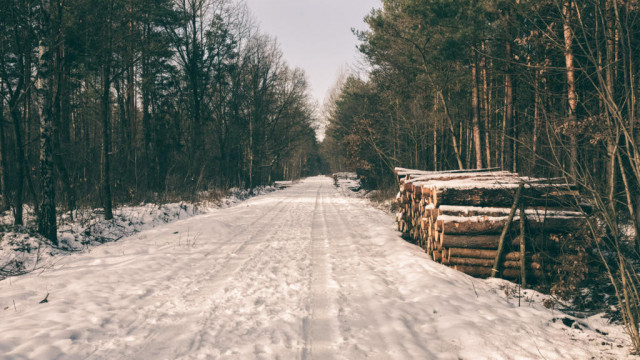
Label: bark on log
xmin=438 ymin=206 xmax=583 ymax=218
xmin=436 ymin=218 xmax=508 ymax=234
xmin=436 ymin=216 xmax=586 ymax=235
xmin=395 ymin=167 xmax=502 ymax=177
xmin=440 ymin=234 xmax=506 ymax=249
xmin=445 ymin=257 xmax=541 ymax=269
xmin=432 ymin=251 xmax=442 ymax=262
xmin=432 ymin=186 xmax=578 ymax=208
xmin=405 ymin=173 xmax=516 ymax=185
xmin=447 ymin=248 xmax=522 ymax=260
xmin=439 ymin=233 xmax=558 ymax=250
xmin=453 ymin=265 xmax=545 ymax=280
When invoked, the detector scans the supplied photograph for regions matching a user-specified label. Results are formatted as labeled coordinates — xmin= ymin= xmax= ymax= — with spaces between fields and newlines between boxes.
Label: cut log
xmin=436 ymin=217 xmax=508 ymax=234
xmin=439 ymin=233 xmax=557 ymax=250
xmin=438 ymin=205 xmax=583 ymax=218
xmin=395 ymin=167 xmax=590 ymax=285
xmin=436 ymin=215 xmax=586 ymax=235
xmin=432 ymin=250 xmax=442 ymax=262
xmin=440 ymin=234 xmax=504 ymax=249
xmin=431 ymin=185 xmax=578 ymax=208
xmin=447 ymin=248 xmax=522 ymax=260
xmin=445 ymin=257 xmax=541 ymax=269
xmin=453 ymin=265 xmax=545 ymax=280
xmin=395 ymin=167 xmax=503 ymax=177
xmin=406 ymin=172 xmax=516 ymax=185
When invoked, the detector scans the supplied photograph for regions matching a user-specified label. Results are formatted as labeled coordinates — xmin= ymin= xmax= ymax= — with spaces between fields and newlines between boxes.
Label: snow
xmin=0 ymin=176 xmax=635 ymax=359
xmin=0 ymin=185 xmax=282 ymax=280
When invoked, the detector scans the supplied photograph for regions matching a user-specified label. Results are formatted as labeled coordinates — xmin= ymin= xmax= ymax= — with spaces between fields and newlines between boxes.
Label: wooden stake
xmin=491 ymin=182 xmax=523 ymax=278
xmin=520 ymin=204 xmax=527 ymax=287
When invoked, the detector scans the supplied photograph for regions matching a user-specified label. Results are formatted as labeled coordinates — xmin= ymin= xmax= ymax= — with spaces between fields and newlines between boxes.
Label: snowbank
xmin=0 ymin=185 xmax=284 ymax=280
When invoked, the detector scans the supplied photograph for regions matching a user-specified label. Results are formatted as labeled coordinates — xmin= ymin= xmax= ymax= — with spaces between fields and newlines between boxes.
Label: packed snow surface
xmin=0 ymin=185 xmax=282 ymax=279
xmin=0 ymin=177 xmax=634 ymax=359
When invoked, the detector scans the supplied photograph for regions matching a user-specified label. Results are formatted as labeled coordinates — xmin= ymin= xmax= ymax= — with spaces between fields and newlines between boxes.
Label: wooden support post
xmin=491 ymin=182 xmax=523 ymax=278
xmin=519 ymin=204 xmax=527 ymax=287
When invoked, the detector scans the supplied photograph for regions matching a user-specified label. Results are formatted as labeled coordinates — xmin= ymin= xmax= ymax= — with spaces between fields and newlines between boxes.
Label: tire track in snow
xmin=89 ymin=190 xmax=299 ymax=359
xmin=302 ymin=182 xmax=340 ymax=359
xmin=182 ymin=193 xmax=311 ymax=358
xmin=325 ymin=190 xmax=435 ymax=359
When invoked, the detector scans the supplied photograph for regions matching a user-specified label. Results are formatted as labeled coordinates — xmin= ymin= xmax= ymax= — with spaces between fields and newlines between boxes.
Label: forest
xmin=0 ymin=0 xmax=322 ymax=245
xmin=321 ymin=0 xmax=640 ymax=348
xmin=324 ymin=0 xmax=640 ymax=248
xmin=2 ymin=0 xmax=640 ymax=354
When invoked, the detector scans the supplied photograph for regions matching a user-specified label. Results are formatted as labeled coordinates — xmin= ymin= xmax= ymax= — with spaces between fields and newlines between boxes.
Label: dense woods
xmin=0 ymin=0 xmax=321 ymax=244
xmin=2 ymin=0 xmax=640 ymax=355
xmin=324 ymin=0 xmax=640 ymax=209
xmin=322 ymin=0 xmax=640 ymax=348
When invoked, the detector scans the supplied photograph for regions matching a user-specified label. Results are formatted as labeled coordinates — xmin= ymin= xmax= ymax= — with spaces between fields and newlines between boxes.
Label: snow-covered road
xmin=0 ymin=176 xmax=634 ymax=359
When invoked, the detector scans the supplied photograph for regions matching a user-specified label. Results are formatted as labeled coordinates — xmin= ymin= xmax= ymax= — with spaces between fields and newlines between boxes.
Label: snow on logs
xmin=394 ymin=167 xmax=587 ymax=284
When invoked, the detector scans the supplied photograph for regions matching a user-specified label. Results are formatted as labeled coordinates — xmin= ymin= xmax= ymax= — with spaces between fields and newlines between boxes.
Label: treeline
xmin=323 ymin=0 xmax=640 ymax=200
xmin=0 ymin=0 xmax=321 ymax=243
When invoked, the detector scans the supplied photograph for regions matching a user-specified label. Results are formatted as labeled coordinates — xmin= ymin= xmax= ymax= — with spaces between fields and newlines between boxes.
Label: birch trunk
xmin=563 ymin=0 xmax=579 ymax=180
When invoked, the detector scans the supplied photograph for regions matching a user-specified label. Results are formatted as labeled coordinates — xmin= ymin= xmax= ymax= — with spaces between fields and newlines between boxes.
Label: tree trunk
xmin=36 ymin=0 xmax=58 ymax=244
xmin=481 ymin=42 xmax=491 ymax=168
xmin=504 ymin=47 xmax=514 ymax=172
xmin=533 ymin=69 xmax=541 ymax=171
xmin=141 ymin=23 xmax=153 ymax=189
xmin=189 ymin=11 xmax=202 ymax=162
xmin=101 ymin=2 xmax=114 ymax=221
xmin=9 ymin=102 xmax=25 ymax=225
xmin=502 ymin=9 xmax=514 ymax=172
xmin=471 ymin=49 xmax=483 ymax=169
xmin=563 ymin=0 xmax=579 ymax=180
xmin=437 ymin=91 xmax=464 ymax=169
xmin=605 ymin=0 xmax=617 ymax=211
xmin=0 ymin=92 xmax=8 ymax=211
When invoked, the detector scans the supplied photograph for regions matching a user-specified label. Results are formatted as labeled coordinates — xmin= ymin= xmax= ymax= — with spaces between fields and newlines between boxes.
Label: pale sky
xmin=244 ymin=0 xmax=380 ymax=107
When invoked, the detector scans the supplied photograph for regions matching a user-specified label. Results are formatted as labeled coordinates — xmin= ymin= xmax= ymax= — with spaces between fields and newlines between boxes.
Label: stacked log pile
xmin=395 ymin=167 xmax=587 ymax=284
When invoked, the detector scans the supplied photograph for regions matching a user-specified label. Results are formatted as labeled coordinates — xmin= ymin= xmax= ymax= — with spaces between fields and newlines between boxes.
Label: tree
xmin=0 ymin=0 xmax=319 ymax=239
xmin=36 ymin=0 xmax=58 ymax=243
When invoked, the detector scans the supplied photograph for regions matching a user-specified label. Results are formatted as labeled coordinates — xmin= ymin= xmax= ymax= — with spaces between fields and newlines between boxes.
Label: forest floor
xmin=0 ymin=176 xmax=637 ymax=359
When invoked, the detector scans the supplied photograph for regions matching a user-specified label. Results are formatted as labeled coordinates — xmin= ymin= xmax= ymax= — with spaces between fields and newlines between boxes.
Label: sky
xmin=244 ymin=0 xmax=380 ymax=107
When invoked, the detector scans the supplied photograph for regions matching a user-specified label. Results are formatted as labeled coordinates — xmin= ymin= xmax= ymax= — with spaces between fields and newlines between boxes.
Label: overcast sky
xmin=244 ymin=0 xmax=380 ymax=107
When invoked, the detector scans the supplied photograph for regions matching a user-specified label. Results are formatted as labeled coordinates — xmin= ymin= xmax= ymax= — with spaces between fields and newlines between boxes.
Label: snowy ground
xmin=0 ymin=176 xmax=636 ymax=359
xmin=0 ymin=185 xmax=283 ymax=279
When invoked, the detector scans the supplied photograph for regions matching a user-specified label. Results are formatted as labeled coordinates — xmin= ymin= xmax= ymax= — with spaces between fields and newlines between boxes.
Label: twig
xmin=470 ymin=279 xmax=479 ymax=298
